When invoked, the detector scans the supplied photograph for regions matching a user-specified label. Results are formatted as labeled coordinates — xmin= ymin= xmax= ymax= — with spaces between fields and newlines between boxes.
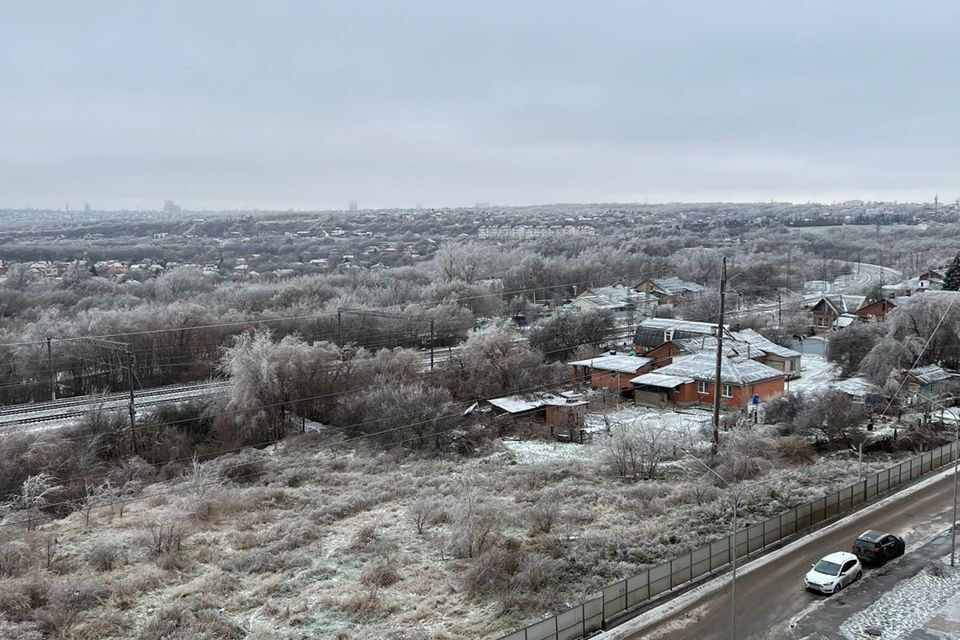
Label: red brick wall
xmin=668 ymin=377 xmax=785 ymax=408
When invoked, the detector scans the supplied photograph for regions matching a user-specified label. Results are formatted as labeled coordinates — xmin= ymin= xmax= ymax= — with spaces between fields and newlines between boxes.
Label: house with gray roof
xmin=630 ymin=351 xmax=785 ymax=409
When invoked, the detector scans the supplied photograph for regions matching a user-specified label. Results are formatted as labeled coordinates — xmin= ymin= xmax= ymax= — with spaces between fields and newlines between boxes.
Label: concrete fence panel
xmin=710 ymin=538 xmax=730 ymax=568
xmin=671 ymin=554 xmax=692 ymax=586
xmin=648 ymin=562 xmax=672 ymax=599
xmin=691 ymin=545 xmax=711 ymax=577
xmin=763 ymin=515 xmax=780 ymax=545
xmin=625 ymin=572 xmax=649 ymax=609
xmin=796 ymin=502 xmax=812 ymax=530
xmin=526 ymin=617 xmax=558 ymax=640
xmin=780 ymin=510 xmax=797 ymax=537
xmin=556 ymin=605 xmax=584 ymax=640
xmin=583 ymin=597 xmax=603 ymax=634
xmin=602 ymin=581 xmax=626 ymax=620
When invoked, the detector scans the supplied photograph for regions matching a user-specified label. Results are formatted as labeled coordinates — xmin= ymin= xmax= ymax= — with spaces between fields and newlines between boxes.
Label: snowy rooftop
xmin=642 ymin=277 xmax=706 ymax=295
xmin=568 ymin=354 xmax=654 ymax=373
xmin=638 ymin=317 xmax=725 ymax=334
xmin=732 ymin=328 xmax=801 ymax=359
xmin=630 ymin=372 xmax=694 ymax=389
xmin=487 ymin=393 xmax=563 ymax=414
xmin=833 ymin=377 xmax=878 ymax=399
xmin=648 ymin=351 xmax=785 ymax=385
xmin=908 ymin=365 xmax=959 ymax=385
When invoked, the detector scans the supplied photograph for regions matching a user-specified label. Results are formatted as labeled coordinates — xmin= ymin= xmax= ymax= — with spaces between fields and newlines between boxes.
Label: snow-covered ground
xmin=789 ymin=354 xmax=841 ymax=395
xmin=840 ymin=555 xmax=960 ymax=640
xmin=501 ymin=406 xmax=713 ymax=464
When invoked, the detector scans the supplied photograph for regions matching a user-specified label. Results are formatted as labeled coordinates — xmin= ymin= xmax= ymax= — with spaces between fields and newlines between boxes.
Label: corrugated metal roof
xmin=487 ymin=392 xmax=562 ymax=413
xmin=568 ymin=354 xmax=654 ymax=373
xmin=909 ymin=365 xmax=958 ymax=386
xmin=638 ymin=318 xmax=723 ymax=334
xmin=651 ymin=351 xmax=785 ymax=385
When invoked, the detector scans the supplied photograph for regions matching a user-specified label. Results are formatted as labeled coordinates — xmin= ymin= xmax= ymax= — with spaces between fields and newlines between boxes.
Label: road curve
xmin=617 ymin=470 xmax=957 ymax=640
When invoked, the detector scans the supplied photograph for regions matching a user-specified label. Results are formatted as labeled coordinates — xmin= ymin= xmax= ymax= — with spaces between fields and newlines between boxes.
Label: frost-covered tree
xmin=827 ymin=323 xmax=883 ymax=377
xmin=943 ymin=253 xmax=960 ymax=291
xmin=1 ymin=472 xmax=61 ymax=531
xmin=334 ymin=376 xmax=459 ymax=450
xmin=602 ymin=418 xmax=673 ymax=480
xmin=858 ymin=336 xmax=921 ymax=386
xmin=217 ymin=331 xmax=347 ymax=442
xmin=527 ymin=309 xmax=616 ymax=362
xmin=455 ymin=323 xmax=561 ymax=398
xmin=886 ymin=296 xmax=960 ymax=368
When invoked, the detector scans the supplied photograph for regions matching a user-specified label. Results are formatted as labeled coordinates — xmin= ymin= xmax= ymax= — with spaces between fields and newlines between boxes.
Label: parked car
xmin=852 ymin=530 xmax=905 ymax=565
xmin=804 ymin=551 xmax=862 ymax=594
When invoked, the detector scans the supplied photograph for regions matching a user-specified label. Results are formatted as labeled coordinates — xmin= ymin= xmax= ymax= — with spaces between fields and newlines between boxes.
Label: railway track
xmin=0 ymin=381 xmax=229 ymax=432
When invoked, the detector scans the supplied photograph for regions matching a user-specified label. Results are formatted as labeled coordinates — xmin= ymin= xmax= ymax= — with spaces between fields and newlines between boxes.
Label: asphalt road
xmin=618 ymin=470 xmax=957 ymax=640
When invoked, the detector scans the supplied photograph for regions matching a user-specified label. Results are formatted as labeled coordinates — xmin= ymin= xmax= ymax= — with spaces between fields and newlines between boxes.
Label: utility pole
xmin=777 ymin=291 xmax=782 ymax=328
xmin=126 ymin=346 xmax=140 ymax=456
xmin=429 ymin=319 xmax=435 ymax=371
xmin=337 ymin=310 xmax=342 ymax=345
xmin=713 ymin=257 xmax=727 ymax=454
xmin=46 ymin=335 xmax=56 ymax=401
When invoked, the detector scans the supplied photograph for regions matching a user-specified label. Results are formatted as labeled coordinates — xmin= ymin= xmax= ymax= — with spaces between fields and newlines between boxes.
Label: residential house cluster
xmin=477 ymin=225 xmax=597 ymax=239
xmin=564 ymin=276 xmax=706 ymax=319
xmin=882 ymin=269 xmax=946 ymax=299
xmin=568 ymin=318 xmax=802 ymax=409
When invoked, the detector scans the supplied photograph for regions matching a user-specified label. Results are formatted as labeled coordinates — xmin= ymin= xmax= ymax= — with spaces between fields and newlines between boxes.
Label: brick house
xmin=855 ymin=298 xmax=897 ymax=323
xmin=631 ymin=351 xmax=785 ymax=408
xmin=569 ymin=353 xmax=655 ymax=391
xmin=809 ymin=295 xmax=867 ymax=334
xmin=636 ymin=319 xmax=801 ymax=379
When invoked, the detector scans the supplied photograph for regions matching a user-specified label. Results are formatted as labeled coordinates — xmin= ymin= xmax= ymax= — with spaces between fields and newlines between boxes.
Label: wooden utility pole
xmin=126 ymin=346 xmax=140 ymax=456
xmin=713 ymin=257 xmax=727 ymax=454
xmin=777 ymin=291 xmax=782 ymax=328
xmin=46 ymin=335 xmax=56 ymax=401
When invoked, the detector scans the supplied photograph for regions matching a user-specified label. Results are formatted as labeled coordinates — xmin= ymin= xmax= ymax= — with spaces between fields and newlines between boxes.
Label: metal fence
xmin=499 ymin=440 xmax=959 ymax=640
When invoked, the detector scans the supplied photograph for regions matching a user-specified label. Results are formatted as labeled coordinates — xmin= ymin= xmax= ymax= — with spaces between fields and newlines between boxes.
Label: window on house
xmin=816 ymin=317 xmax=828 ymax=327
xmin=697 ymin=381 xmax=708 ymax=394
xmin=721 ymin=384 xmax=733 ymax=398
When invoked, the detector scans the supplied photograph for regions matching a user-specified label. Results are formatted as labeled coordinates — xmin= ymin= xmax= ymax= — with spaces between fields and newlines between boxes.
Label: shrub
xmin=0 ymin=541 xmax=31 ymax=578
xmin=776 ymin=437 xmax=814 ymax=465
xmin=360 ymin=561 xmax=401 ymax=588
xmin=350 ymin=524 xmax=379 ymax=551
xmin=217 ymin=451 xmax=266 ymax=485
xmin=87 ymin=544 xmax=126 ymax=572
xmin=139 ymin=593 xmax=246 ymax=640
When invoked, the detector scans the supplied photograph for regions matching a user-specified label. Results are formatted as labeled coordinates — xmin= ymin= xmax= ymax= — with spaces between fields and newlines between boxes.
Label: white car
xmin=804 ymin=551 xmax=862 ymax=594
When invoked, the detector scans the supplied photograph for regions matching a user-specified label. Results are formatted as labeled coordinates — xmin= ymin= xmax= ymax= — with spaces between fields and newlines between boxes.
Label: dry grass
xmin=0 ymin=434 xmax=910 ymax=640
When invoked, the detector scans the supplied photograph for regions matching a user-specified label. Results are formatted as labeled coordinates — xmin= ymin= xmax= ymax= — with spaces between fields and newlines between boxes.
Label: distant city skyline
xmin=2 ymin=1 xmax=957 ymax=211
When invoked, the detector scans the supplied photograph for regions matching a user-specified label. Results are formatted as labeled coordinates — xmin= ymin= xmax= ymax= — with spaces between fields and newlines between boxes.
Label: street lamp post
xmin=918 ymin=396 xmax=958 ymax=567
xmin=683 ymin=450 xmax=783 ymax=640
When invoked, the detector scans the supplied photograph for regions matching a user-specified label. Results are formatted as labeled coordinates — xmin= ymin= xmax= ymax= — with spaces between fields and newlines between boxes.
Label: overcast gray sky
xmin=2 ymin=1 xmax=957 ymax=211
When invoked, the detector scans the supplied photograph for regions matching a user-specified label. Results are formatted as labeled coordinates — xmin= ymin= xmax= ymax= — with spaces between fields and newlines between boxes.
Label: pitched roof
xmin=816 ymin=295 xmax=868 ymax=315
xmin=651 ymin=277 xmax=706 ymax=295
xmin=647 ymin=351 xmax=785 ymax=385
xmin=630 ymin=372 xmax=694 ymax=388
xmin=908 ymin=365 xmax=958 ymax=386
xmin=487 ymin=392 xmax=563 ymax=414
xmin=730 ymin=328 xmax=801 ymax=359
xmin=568 ymin=354 xmax=654 ymax=373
